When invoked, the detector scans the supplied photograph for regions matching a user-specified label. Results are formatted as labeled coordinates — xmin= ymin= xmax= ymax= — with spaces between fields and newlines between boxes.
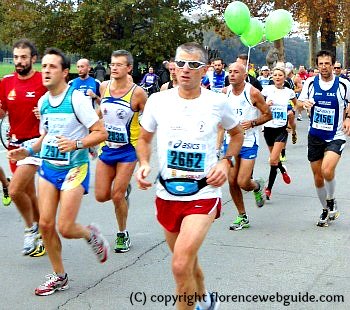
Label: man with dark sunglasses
xmin=136 ymin=42 xmax=243 ymax=310
xmin=334 ymin=61 xmax=349 ymax=81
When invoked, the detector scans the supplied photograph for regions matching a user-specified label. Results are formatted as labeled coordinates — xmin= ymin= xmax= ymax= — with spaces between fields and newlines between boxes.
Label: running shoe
xmin=2 ymin=185 xmax=11 ymax=206
xmin=253 ymin=178 xmax=265 ymax=208
xmin=87 ymin=224 xmax=109 ymax=263
xmin=281 ymin=165 xmax=291 ymax=184
xmin=229 ymin=214 xmax=250 ymax=231
xmin=125 ymin=184 xmax=132 ymax=208
xmin=195 ymin=292 xmax=220 ymax=310
xmin=292 ymin=132 xmax=297 ymax=144
xmin=29 ymin=233 xmax=46 ymax=257
xmin=114 ymin=231 xmax=131 ymax=253
xmin=297 ymin=114 xmax=303 ymax=121
xmin=23 ymin=223 xmax=38 ymax=255
xmin=317 ymin=208 xmax=329 ymax=227
xmin=35 ymin=273 xmax=69 ymax=296
xmin=265 ymin=188 xmax=271 ymax=200
xmin=280 ymin=154 xmax=286 ymax=162
xmin=327 ymin=199 xmax=339 ymax=221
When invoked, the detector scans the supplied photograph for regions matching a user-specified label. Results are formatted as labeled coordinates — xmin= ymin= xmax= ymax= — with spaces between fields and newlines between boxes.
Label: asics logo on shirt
xmin=26 ymin=91 xmax=36 ymax=98
xmin=173 ymin=140 xmax=200 ymax=150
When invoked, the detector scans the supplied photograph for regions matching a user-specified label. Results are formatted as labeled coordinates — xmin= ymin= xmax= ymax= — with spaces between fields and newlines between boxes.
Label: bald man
xmin=68 ymin=58 xmax=101 ymax=107
xmin=220 ymin=62 xmax=271 ymax=230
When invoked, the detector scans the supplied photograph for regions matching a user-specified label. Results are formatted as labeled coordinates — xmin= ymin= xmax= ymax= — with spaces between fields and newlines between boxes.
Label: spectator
xmin=94 ymin=61 xmax=106 ymax=82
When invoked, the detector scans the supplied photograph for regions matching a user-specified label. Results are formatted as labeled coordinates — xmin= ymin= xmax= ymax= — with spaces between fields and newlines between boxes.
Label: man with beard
xmin=68 ymin=58 xmax=101 ymax=108
xmin=0 ymin=39 xmax=47 ymax=257
xmin=202 ymin=57 xmax=228 ymax=93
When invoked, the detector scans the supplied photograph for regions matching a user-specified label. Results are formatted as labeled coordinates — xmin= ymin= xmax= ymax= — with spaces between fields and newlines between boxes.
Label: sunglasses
xmin=175 ymin=60 xmax=206 ymax=70
xmin=334 ymin=67 xmax=341 ymax=69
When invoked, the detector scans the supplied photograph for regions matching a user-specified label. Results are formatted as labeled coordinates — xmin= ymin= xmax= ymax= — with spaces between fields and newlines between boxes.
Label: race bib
xmin=166 ymin=140 xmax=207 ymax=173
xmin=105 ymin=123 xmax=129 ymax=148
xmin=40 ymin=137 xmax=70 ymax=165
xmin=271 ymin=105 xmax=287 ymax=126
xmin=312 ymin=107 xmax=335 ymax=131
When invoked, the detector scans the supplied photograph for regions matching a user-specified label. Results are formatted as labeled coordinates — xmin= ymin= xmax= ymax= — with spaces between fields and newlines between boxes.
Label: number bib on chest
xmin=271 ymin=105 xmax=287 ymax=126
xmin=167 ymin=140 xmax=207 ymax=173
xmin=105 ymin=123 xmax=129 ymax=148
xmin=40 ymin=137 xmax=70 ymax=165
xmin=312 ymin=107 xmax=335 ymax=131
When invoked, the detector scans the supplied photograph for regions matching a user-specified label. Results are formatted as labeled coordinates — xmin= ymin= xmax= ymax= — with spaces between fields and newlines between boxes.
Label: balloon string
xmin=246 ymin=46 xmax=251 ymax=72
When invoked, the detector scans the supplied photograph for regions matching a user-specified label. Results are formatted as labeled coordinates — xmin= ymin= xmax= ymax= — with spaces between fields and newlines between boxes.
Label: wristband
xmin=25 ymin=146 xmax=35 ymax=157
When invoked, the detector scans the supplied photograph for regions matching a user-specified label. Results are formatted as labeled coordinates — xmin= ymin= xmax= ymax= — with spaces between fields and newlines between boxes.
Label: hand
xmin=135 ymin=164 xmax=152 ymax=190
xmin=266 ymin=100 xmax=273 ymax=106
xmin=240 ymin=120 xmax=252 ymax=130
xmin=33 ymin=107 xmax=40 ymax=120
xmin=302 ymin=99 xmax=314 ymax=110
xmin=343 ymin=118 xmax=350 ymax=136
xmin=86 ymin=89 xmax=96 ymax=98
xmin=56 ymin=135 xmax=75 ymax=152
xmin=206 ymin=160 xmax=229 ymax=187
xmin=7 ymin=147 xmax=29 ymax=162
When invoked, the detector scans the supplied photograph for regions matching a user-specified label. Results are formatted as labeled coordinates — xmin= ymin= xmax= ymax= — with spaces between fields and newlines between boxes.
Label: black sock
xmin=277 ymin=161 xmax=286 ymax=173
xmin=253 ymin=180 xmax=260 ymax=192
xmin=268 ymin=165 xmax=278 ymax=190
xmin=281 ymin=149 xmax=286 ymax=157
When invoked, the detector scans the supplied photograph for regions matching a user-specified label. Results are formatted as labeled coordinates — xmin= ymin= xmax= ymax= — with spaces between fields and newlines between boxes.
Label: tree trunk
xmin=320 ymin=14 xmax=336 ymax=56
xmin=308 ymin=18 xmax=318 ymax=68
xmin=343 ymin=37 xmax=350 ymax=68
xmin=274 ymin=39 xmax=285 ymax=63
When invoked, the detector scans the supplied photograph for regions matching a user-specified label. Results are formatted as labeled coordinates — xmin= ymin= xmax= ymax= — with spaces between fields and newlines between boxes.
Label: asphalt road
xmin=0 ymin=114 xmax=349 ymax=310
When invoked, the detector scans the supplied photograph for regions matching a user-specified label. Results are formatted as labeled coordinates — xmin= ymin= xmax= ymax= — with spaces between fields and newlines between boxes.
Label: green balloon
xmin=265 ymin=9 xmax=293 ymax=41
xmin=240 ymin=18 xmax=264 ymax=47
xmin=224 ymin=1 xmax=251 ymax=35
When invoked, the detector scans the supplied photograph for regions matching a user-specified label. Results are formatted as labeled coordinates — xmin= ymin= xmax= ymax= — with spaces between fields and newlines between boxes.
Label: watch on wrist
xmin=251 ymin=120 xmax=257 ymax=128
xmin=76 ymin=140 xmax=84 ymax=150
xmin=223 ymin=155 xmax=235 ymax=167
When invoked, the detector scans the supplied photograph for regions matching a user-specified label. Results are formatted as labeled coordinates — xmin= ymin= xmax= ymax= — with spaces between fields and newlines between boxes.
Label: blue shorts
xmin=239 ymin=143 xmax=259 ymax=160
xmin=39 ymin=161 xmax=90 ymax=194
xmin=223 ymin=143 xmax=258 ymax=160
xmin=98 ymin=143 xmax=137 ymax=166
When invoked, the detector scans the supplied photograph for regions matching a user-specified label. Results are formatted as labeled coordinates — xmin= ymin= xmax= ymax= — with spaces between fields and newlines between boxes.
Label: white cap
xmin=261 ymin=66 xmax=269 ymax=71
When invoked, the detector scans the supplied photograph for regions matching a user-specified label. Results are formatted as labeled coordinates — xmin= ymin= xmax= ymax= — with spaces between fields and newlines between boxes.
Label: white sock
xmin=316 ymin=186 xmax=327 ymax=208
xmin=325 ymin=179 xmax=336 ymax=200
xmin=197 ymin=291 xmax=211 ymax=309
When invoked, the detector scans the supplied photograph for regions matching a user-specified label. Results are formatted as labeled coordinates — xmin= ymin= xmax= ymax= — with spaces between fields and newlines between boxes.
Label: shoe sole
xmin=329 ymin=211 xmax=340 ymax=221
xmin=29 ymin=247 xmax=46 ymax=257
xmin=229 ymin=224 xmax=249 ymax=231
xmin=35 ymin=284 xmax=69 ymax=296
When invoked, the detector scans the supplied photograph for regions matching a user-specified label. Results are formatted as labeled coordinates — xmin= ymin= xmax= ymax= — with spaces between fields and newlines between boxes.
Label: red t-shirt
xmin=0 ymin=71 xmax=47 ymax=141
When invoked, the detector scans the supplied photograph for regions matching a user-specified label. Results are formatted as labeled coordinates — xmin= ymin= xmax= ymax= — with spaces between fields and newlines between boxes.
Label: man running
xmin=299 ymin=50 xmax=350 ymax=227
xmin=160 ymin=59 xmax=178 ymax=90
xmin=8 ymin=47 xmax=109 ymax=295
xmin=221 ymin=62 xmax=271 ymax=230
xmin=0 ymin=39 xmax=47 ymax=256
xmin=68 ymin=58 xmax=101 ymax=107
xmin=136 ymin=42 xmax=243 ymax=310
xmin=95 ymin=50 xmax=147 ymax=253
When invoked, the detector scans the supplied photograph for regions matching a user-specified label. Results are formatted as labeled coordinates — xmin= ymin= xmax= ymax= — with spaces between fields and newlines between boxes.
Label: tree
xmin=0 ymin=0 xmax=203 ymax=66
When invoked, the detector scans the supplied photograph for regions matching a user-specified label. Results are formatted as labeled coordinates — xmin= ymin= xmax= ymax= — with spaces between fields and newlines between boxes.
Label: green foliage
xmin=203 ymin=31 xmax=310 ymax=67
xmin=0 ymin=0 xmax=203 ymax=65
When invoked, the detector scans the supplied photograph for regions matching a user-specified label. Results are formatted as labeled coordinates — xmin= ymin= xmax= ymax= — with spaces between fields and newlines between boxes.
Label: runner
xmin=95 ymin=50 xmax=147 ymax=253
xmin=8 ymin=47 xmax=109 ymax=295
xmin=0 ymin=39 xmax=47 ymax=256
xmin=298 ymin=50 xmax=350 ymax=227
xmin=262 ymin=67 xmax=297 ymax=200
xmin=220 ymin=62 xmax=271 ymax=231
xmin=136 ymin=42 xmax=243 ymax=310
xmin=0 ymin=166 xmax=11 ymax=206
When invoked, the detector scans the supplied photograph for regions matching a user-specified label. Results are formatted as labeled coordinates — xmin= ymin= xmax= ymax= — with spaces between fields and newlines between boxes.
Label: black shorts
xmin=263 ymin=126 xmax=288 ymax=147
xmin=307 ymin=134 xmax=346 ymax=162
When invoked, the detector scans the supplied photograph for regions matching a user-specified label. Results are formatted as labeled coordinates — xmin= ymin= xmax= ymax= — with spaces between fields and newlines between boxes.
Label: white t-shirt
xmin=38 ymin=86 xmax=98 ymax=136
xmin=262 ymin=85 xmax=295 ymax=128
xmin=141 ymin=87 xmax=238 ymax=201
